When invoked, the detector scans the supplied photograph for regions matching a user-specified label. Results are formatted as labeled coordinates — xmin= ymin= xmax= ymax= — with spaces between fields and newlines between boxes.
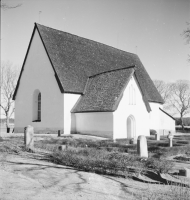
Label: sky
xmin=0 ymin=0 xmax=190 ymax=119
xmin=1 ymin=0 xmax=190 ymax=82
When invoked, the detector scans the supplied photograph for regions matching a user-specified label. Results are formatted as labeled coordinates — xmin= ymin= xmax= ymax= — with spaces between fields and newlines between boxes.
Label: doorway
xmin=127 ymin=115 xmax=136 ymax=139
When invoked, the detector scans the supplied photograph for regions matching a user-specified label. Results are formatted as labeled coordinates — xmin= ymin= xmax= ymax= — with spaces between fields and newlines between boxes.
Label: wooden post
xmin=58 ymin=130 xmax=61 ymax=137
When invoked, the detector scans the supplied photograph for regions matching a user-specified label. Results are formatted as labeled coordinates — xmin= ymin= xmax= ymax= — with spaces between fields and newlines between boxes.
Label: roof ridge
xmin=35 ymin=23 xmax=138 ymax=57
xmin=88 ymin=65 xmax=136 ymax=79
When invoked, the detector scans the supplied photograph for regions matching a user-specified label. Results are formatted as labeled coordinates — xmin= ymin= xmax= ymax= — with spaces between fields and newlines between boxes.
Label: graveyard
xmin=0 ymin=129 xmax=190 ymax=200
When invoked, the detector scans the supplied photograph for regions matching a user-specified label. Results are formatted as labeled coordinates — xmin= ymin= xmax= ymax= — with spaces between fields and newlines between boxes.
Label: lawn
xmin=30 ymin=134 xmax=190 ymax=177
xmin=1 ymin=133 xmax=190 ymax=200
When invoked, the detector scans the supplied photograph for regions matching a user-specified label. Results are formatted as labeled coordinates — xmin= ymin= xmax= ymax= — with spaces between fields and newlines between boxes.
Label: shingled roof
xmin=13 ymin=23 xmax=164 ymax=105
xmin=71 ymin=67 xmax=135 ymax=113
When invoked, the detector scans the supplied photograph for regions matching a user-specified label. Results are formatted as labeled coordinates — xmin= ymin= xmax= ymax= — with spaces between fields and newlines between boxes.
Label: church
xmin=13 ymin=23 xmax=175 ymax=139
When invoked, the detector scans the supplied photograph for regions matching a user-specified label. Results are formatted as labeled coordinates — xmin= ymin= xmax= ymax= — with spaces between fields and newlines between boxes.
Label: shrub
xmin=150 ymin=129 xmax=157 ymax=135
xmin=145 ymin=158 xmax=174 ymax=173
xmin=46 ymin=147 xmax=147 ymax=177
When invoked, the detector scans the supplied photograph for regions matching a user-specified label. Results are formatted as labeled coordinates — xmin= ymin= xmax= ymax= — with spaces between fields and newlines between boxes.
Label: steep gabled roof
xmin=71 ymin=67 xmax=135 ymax=113
xmin=13 ymin=23 xmax=164 ymax=104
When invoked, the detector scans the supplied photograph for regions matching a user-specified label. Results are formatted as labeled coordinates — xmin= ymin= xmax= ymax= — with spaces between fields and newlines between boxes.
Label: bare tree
xmin=153 ymin=80 xmax=171 ymax=102
xmin=0 ymin=61 xmax=19 ymax=131
xmin=167 ymin=80 xmax=190 ymax=130
xmin=182 ymin=22 xmax=190 ymax=62
xmin=0 ymin=0 xmax=22 ymax=10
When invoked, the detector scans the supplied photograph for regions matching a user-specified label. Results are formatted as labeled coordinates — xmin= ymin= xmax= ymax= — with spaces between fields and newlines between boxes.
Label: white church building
xmin=13 ymin=23 xmax=175 ymax=139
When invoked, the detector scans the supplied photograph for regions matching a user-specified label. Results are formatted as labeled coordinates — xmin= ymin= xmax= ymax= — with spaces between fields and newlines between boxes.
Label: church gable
xmin=13 ymin=26 xmax=63 ymax=100
xmin=117 ymin=74 xmax=151 ymax=113
xmin=14 ymin=27 xmax=64 ymax=129
xmin=71 ymin=67 xmax=135 ymax=113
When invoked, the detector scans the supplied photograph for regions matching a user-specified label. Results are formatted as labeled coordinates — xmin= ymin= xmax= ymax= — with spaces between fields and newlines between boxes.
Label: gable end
xmin=13 ymin=23 xmax=64 ymax=100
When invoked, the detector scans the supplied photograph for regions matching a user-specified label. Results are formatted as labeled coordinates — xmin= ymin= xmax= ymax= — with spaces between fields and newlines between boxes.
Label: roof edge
xmin=133 ymin=72 xmax=152 ymax=112
xmin=13 ymin=24 xmax=37 ymax=100
xmin=89 ymin=65 xmax=136 ymax=79
xmin=35 ymin=23 xmax=64 ymax=93
xmin=71 ymin=110 xmax=114 ymax=113
xmin=71 ymin=67 xmax=136 ymax=113
xmin=112 ymin=68 xmax=135 ymax=111
xmin=149 ymin=100 xmax=164 ymax=105
xmin=159 ymin=108 xmax=176 ymax=120
xmin=35 ymin=23 xmax=138 ymax=58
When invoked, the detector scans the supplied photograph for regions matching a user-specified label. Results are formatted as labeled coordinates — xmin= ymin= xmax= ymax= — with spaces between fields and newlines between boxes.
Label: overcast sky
xmin=1 ymin=0 xmax=190 ymax=83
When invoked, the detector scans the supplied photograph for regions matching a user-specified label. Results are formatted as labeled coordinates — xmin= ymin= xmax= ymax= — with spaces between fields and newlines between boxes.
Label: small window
xmin=32 ymin=90 xmax=41 ymax=122
xmin=37 ymin=93 xmax=41 ymax=120
xmin=129 ymin=85 xmax=136 ymax=105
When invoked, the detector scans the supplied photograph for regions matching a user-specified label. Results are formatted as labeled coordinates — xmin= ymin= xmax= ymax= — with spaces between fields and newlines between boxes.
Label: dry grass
xmin=0 ymin=134 xmax=190 ymax=200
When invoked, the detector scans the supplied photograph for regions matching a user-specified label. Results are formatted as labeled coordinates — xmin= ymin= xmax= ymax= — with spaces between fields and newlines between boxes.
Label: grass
xmin=1 ymin=135 xmax=189 ymax=176
xmin=0 ymin=134 xmax=190 ymax=200
xmin=33 ymin=137 xmax=175 ymax=176
xmin=147 ymin=135 xmax=190 ymax=158
xmin=136 ymin=182 xmax=190 ymax=200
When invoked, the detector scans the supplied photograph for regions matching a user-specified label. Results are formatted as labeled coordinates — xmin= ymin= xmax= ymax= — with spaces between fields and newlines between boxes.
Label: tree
xmin=167 ymin=80 xmax=190 ymax=130
xmin=153 ymin=80 xmax=171 ymax=102
xmin=0 ymin=0 xmax=22 ymax=10
xmin=182 ymin=22 xmax=190 ymax=62
xmin=0 ymin=61 xmax=19 ymax=131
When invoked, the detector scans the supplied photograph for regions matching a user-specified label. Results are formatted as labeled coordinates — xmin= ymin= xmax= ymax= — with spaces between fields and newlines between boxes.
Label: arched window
xmin=33 ymin=90 xmax=41 ymax=122
xmin=37 ymin=93 xmax=41 ymax=121
xmin=133 ymin=87 xmax=136 ymax=105
xmin=128 ymin=85 xmax=136 ymax=105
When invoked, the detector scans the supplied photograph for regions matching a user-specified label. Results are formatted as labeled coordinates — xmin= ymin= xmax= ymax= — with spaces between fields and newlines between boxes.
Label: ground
xmin=0 ymin=132 xmax=190 ymax=200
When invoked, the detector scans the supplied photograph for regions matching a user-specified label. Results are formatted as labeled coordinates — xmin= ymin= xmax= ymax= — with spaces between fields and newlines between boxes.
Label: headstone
xmin=58 ymin=145 xmax=68 ymax=151
xmin=167 ymin=131 xmax=173 ymax=147
xmin=179 ymin=168 xmax=190 ymax=178
xmin=155 ymin=132 xmax=160 ymax=141
xmin=7 ymin=127 xmax=10 ymax=133
xmin=24 ymin=125 xmax=34 ymax=150
xmin=130 ymin=138 xmax=137 ymax=144
xmin=137 ymin=135 xmax=148 ymax=158
xmin=58 ymin=130 xmax=61 ymax=137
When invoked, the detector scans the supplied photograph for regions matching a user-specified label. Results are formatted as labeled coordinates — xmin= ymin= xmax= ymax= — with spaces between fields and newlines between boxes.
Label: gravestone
xmin=167 ymin=131 xmax=173 ymax=147
xmin=179 ymin=168 xmax=190 ymax=178
xmin=155 ymin=132 xmax=160 ymax=141
xmin=58 ymin=145 xmax=68 ymax=151
xmin=24 ymin=125 xmax=34 ymax=150
xmin=130 ymin=138 xmax=137 ymax=144
xmin=137 ymin=135 xmax=148 ymax=158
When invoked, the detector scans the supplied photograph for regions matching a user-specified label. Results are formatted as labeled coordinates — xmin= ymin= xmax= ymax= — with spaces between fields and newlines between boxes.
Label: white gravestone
xmin=155 ymin=132 xmax=160 ymax=141
xmin=167 ymin=132 xmax=173 ymax=147
xmin=130 ymin=138 xmax=137 ymax=144
xmin=137 ymin=135 xmax=148 ymax=158
xmin=58 ymin=145 xmax=68 ymax=151
xmin=24 ymin=125 xmax=34 ymax=150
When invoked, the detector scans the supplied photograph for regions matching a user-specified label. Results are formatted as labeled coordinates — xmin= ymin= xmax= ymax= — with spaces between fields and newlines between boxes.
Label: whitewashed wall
xmin=113 ymin=76 xmax=150 ymax=139
xmin=74 ymin=112 xmax=114 ymax=138
xmin=149 ymin=102 xmax=163 ymax=132
xmin=159 ymin=109 xmax=175 ymax=135
xmin=14 ymin=29 xmax=64 ymax=133
xmin=64 ymin=94 xmax=80 ymax=134
xmin=149 ymin=102 xmax=175 ymax=135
